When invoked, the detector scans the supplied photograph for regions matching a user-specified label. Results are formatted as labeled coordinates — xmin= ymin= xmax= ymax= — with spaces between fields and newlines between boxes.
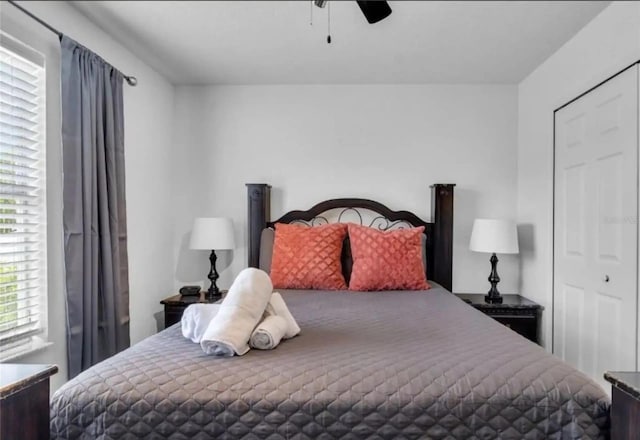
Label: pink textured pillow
xmin=270 ymin=222 xmax=348 ymax=290
xmin=348 ymin=224 xmax=430 ymax=291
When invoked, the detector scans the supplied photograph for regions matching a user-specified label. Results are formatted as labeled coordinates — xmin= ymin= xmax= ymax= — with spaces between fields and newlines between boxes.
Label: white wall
xmin=517 ymin=1 xmax=640 ymax=350
xmin=172 ymin=85 xmax=519 ymax=296
xmin=0 ymin=1 xmax=176 ymax=391
xmin=8 ymin=0 xmax=626 ymax=392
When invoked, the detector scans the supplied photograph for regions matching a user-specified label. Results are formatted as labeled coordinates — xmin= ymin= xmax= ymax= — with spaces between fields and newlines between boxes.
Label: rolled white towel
xmin=249 ymin=314 xmax=288 ymax=350
xmin=200 ymin=268 xmax=273 ymax=356
xmin=181 ymin=303 xmax=220 ymax=343
xmin=267 ymin=292 xmax=301 ymax=339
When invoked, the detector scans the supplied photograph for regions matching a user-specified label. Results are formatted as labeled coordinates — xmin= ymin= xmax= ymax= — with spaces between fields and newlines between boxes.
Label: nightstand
xmin=455 ymin=293 xmax=542 ymax=344
xmin=605 ymin=371 xmax=640 ymax=440
xmin=1 ymin=364 xmax=58 ymax=440
xmin=160 ymin=291 xmax=226 ymax=329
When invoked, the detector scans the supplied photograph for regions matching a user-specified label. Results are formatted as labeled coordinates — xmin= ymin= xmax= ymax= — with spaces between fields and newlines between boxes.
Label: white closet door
xmin=554 ymin=65 xmax=638 ymax=389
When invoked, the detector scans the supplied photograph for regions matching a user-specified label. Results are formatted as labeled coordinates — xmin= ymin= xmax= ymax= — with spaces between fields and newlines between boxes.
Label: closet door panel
xmin=554 ymin=65 xmax=638 ymax=388
xmin=591 ymin=67 xmax=638 ymax=378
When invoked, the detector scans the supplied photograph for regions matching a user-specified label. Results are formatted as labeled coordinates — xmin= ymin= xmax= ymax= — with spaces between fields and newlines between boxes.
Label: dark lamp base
xmin=205 ymin=289 xmax=222 ymax=302
xmin=206 ymin=249 xmax=222 ymax=302
xmin=485 ymin=294 xmax=503 ymax=304
xmin=484 ymin=252 xmax=503 ymax=304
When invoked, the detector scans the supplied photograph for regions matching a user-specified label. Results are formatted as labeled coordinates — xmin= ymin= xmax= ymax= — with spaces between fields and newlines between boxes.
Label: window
xmin=0 ymin=33 xmax=47 ymax=361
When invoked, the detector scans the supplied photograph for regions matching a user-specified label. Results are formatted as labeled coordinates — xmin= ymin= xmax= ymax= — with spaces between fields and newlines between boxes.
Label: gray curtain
xmin=60 ymin=35 xmax=130 ymax=378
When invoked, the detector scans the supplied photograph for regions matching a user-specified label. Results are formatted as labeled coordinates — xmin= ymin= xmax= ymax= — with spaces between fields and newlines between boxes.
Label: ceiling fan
xmin=312 ymin=0 xmax=392 ymax=43
xmin=314 ymin=0 xmax=392 ymax=24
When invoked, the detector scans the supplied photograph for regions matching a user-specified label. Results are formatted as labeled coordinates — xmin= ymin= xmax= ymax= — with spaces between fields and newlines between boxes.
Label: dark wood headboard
xmin=246 ymin=183 xmax=455 ymax=291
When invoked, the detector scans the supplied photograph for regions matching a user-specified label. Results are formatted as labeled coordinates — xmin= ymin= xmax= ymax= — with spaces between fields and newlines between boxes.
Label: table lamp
xmin=469 ymin=218 xmax=519 ymax=304
xmin=189 ymin=217 xmax=235 ymax=300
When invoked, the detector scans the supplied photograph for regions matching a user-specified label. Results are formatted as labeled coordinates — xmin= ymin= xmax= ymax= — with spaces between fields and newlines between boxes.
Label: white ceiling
xmin=69 ymin=0 xmax=609 ymax=85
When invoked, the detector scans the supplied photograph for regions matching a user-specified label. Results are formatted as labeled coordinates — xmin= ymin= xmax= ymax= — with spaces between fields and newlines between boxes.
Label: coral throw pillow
xmin=348 ymin=224 xmax=430 ymax=291
xmin=270 ymin=222 xmax=348 ymax=290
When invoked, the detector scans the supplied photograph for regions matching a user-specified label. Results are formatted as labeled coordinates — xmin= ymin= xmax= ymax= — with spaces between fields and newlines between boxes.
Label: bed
xmin=50 ymin=183 xmax=610 ymax=439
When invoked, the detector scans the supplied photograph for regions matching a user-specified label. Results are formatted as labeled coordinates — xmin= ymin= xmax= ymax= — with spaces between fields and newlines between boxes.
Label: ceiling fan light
xmin=356 ymin=1 xmax=392 ymax=24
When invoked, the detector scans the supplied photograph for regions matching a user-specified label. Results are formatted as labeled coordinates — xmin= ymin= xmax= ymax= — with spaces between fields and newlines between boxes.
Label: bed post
xmin=246 ymin=183 xmax=271 ymax=268
xmin=431 ymin=184 xmax=455 ymax=291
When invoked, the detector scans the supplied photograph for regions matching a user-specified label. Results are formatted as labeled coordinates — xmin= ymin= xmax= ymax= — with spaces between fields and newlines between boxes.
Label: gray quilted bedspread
xmin=50 ymin=287 xmax=610 ymax=439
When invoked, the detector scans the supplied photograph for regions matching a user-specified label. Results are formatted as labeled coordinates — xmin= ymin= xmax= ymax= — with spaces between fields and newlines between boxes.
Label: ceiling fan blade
xmin=356 ymin=1 xmax=392 ymax=24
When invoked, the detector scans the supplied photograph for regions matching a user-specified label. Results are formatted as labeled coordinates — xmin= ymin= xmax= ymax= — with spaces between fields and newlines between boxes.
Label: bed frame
xmin=246 ymin=183 xmax=455 ymax=291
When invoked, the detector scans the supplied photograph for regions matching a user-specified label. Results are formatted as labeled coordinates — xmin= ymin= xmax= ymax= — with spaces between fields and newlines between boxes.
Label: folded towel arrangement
xmin=249 ymin=291 xmax=301 ymax=350
xmin=181 ymin=303 xmax=220 ymax=343
xmin=200 ymin=268 xmax=273 ymax=356
xmin=266 ymin=291 xmax=301 ymax=339
xmin=181 ymin=269 xmax=301 ymax=356
xmin=249 ymin=315 xmax=288 ymax=350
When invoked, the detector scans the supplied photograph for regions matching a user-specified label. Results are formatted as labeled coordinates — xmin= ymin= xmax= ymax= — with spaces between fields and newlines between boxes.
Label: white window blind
xmin=0 ymin=35 xmax=47 ymax=360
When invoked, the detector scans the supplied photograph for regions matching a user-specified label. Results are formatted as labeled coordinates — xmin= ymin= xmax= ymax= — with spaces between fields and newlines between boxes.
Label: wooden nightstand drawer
xmin=1 ymin=364 xmax=58 ymax=440
xmin=160 ymin=291 xmax=226 ymax=330
xmin=605 ymin=372 xmax=640 ymax=440
xmin=164 ymin=306 xmax=187 ymax=328
xmin=490 ymin=315 xmax=537 ymax=343
xmin=455 ymin=293 xmax=543 ymax=344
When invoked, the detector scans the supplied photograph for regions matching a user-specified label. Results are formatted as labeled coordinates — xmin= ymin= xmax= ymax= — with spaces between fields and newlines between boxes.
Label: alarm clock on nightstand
xmin=179 ymin=285 xmax=201 ymax=297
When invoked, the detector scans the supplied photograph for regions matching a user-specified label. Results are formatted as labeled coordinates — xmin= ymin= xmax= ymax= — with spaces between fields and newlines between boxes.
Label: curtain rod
xmin=7 ymin=0 xmax=138 ymax=86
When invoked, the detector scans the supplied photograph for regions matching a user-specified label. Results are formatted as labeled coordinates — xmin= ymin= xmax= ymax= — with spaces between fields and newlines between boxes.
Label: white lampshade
xmin=189 ymin=217 xmax=235 ymax=250
xmin=469 ymin=219 xmax=519 ymax=254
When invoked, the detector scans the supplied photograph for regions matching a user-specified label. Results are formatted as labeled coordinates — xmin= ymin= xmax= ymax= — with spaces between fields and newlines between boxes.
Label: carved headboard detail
xmin=246 ymin=183 xmax=455 ymax=291
xmin=282 ymin=206 xmax=414 ymax=230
